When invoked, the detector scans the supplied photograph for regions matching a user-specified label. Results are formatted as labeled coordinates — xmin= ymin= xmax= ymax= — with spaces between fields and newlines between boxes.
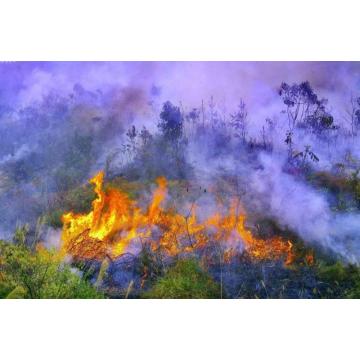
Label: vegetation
xmin=142 ymin=259 xmax=221 ymax=299
xmin=315 ymin=261 xmax=360 ymax=298
xmin=0 ymin=240 xmax=103 ymax=299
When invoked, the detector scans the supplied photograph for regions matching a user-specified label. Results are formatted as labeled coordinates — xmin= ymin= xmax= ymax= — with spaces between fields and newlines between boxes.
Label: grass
xmin=142 ymin=258 xmax=221 ymax=299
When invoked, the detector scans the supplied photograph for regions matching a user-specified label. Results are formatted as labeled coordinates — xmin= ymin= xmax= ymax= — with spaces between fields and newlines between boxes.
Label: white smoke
xmin=250 ymin=153 xmax=360 ymax=263
xmin=41 ymin=226 xmax=62 ymax=250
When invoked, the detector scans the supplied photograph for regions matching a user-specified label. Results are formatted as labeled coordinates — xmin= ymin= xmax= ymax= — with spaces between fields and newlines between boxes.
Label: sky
xmin=1 ymin=62 xmax=360 ymax=118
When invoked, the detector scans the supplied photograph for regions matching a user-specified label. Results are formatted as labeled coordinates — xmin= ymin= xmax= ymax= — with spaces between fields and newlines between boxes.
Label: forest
xmin=1 ymin=62 xmax=360 ymax=298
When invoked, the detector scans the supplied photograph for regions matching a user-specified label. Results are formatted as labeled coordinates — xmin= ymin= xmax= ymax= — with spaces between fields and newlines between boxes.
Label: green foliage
xmin=309 ymin=171 xmax=348 ymax=193
xmin=105 ymin=177 xmax=144 ymax=200
xmin=137 ymin=244 xmax=164 ymax=286
xmin=45 ymin=183 xmax=96 ymax=228
xmin=13 ymin=223 xmax=30 ymax=246
xmin=6 ymin=286 xmax=27 ymax=299
xmin=45 ymin=209 xmax=64 ymax=228
xmin=95 ymin=259 xmax=110 ymax=288
xmin=142 ymin=258 xmax=221 ymax=299
xmin=0 ymin=240 xmax=104 ymax=299
xmin=315 ymin=261 xmax=360 ymax=298
xmin=309 ymin=169 xmax=360 ymax=210
xmin=349 ymin=169 xmax=360 ymax=206
xmin=62 ymin=184 xmax=96 ymax=213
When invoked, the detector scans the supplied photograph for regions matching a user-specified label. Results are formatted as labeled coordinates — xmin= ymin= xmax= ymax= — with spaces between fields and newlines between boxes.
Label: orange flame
xmin=61 ymin=171 xmax=294 ymax=264
xmin=305 ymin=251 xmax=314 ymax=266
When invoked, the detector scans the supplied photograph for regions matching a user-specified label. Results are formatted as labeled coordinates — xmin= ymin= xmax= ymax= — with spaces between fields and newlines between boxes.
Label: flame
xmin=61 ymin=171 xmax=294 ymax=264
xmin=305 ymin=251 xmax=314 ymax=266
xmin=206 ymin=201 xmax=293 ymax=263
xmin=61 ymin=171 xmax=139 ymax=259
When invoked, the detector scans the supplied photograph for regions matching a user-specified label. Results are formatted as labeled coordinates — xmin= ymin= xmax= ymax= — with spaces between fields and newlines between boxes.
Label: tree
xmin=208 ymin=96 xmax=219 ymax=128
xmin=185 ymin=108 xmax=201 ymax=136
xmin=279 ymin=81 xmax=337 ymax=134
xmin=126 ymin=125 xmax=138 ymax=148
xmin=230 ymin=99 xmax=248 ymax=142
xmin=158 ymin=101 xmax=183 ymax=142
xmin=139 ymin=126 xmax=153 ymax=146
xmin=124 ymin=125 xmax=139 ymax=160
xmin=345 ymin=95 xmax=360 ymax=137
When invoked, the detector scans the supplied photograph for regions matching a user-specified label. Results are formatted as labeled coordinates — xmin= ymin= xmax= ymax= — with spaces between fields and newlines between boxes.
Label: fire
xmin=206 ymin=201 xmax=293 ymax=263
xmin=306 ymin=251 xmax=314 ymax=266
xmin=61 ymin=171 xmax=140 ymax=259
xmin=61 ymin=171 xmax=294 ymax=264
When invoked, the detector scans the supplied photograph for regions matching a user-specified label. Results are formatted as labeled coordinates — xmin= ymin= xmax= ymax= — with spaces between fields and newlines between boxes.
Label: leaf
xmin=6 ymin=285 xmax=27 ymax=299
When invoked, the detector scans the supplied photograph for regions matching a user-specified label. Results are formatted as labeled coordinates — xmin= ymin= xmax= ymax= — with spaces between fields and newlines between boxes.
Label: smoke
xmin=41 ymin=226 xmax=62 ymax=250
xmin=1 ymin=62 xmax=360 ymax=263
xmin=1 ymin=62 xmax=360 ymax=110
xmin=0 ymin=144 xmax=30 ymax=165
xmin=250 ymin=154 xmax=360 ymax=262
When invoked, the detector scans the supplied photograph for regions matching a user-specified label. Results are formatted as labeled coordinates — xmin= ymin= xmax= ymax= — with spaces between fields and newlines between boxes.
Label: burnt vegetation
xmin=1 ymin=80 xmax=360 ymax=298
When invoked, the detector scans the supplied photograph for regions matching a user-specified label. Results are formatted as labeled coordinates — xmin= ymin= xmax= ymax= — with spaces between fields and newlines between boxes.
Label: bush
xmin=315 ymin=261 xmax=360 ymax=298
xmin=142 ymin=258 xmax=221 ymax=299
xmin=45 ymin=209 xmax=64 ymax=228
xmin=0 ymin=240 xmax=104 ymax=299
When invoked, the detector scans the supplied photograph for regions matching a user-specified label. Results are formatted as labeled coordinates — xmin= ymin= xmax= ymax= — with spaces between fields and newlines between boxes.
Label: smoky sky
xmin=1 ymin=62 xmax=360 ymax=117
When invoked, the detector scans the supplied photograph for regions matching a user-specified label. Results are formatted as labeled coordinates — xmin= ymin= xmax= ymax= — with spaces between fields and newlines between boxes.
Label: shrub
xmin=142 ymin=258 xmax=221 ymax=299
xmin=0 ymin=240 xmax=104 ymax=299
xmin=315 ymin=261 xmax=360 ymax=298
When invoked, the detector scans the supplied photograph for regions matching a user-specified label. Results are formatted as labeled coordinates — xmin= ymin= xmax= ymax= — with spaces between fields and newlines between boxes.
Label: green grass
xmin=142 ymin=258 xmax=221 ymax=299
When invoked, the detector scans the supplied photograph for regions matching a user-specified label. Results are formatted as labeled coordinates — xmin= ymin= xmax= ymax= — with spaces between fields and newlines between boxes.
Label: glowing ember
xmin=61 ymin=171 xmax=294 ymax=263
xmin=306 ymin=251 xmax=315 ymax=266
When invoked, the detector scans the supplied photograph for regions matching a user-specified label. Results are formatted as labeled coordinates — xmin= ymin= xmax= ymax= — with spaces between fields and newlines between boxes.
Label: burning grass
xmin=61 ymin=171 xmax=295 ymax=265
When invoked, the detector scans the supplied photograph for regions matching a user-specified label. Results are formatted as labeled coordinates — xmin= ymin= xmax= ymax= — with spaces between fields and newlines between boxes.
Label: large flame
xmin=61 ymin=171 xmax=293 ymax=263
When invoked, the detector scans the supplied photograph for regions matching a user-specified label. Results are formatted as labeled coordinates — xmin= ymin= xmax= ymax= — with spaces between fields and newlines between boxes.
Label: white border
xmin=0 ymin=0 xmax=359 ymax=60
xmin=0 ymin=300 xmax=358 ymax=360
xmin=0 ymin=1 xmax=359 ymax=359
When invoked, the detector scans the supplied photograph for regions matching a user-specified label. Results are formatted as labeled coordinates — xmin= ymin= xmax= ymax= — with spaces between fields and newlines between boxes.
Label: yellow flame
xmin=61 ymin=171 xmax=294 ymax=263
